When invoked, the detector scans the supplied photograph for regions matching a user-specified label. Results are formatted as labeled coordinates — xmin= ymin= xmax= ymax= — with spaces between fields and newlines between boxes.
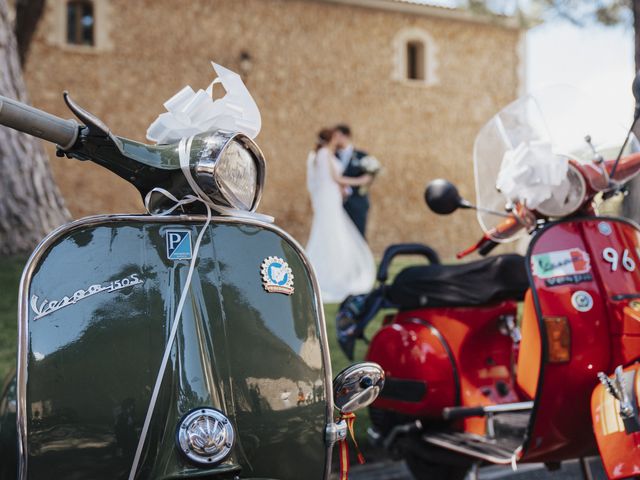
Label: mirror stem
xmin=461 ymin=200 xmax=513 ymax=218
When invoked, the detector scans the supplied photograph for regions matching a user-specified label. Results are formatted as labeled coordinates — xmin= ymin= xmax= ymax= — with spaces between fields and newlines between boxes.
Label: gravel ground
xmin=333 ymin=457 xmax=607 ymax=480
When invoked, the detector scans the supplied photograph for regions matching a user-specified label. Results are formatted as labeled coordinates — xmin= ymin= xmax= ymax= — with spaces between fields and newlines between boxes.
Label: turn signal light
xmin=544 ymin=316 xmax=571 ymax=363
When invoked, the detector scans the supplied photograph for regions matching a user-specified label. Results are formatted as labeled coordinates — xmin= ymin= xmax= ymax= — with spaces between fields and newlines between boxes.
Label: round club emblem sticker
xmin=261 ymin=256 xmax=294 ymax=295
xmin=571 ymin=290 xmax=593 ymax=312
xmin=597 ymin=222 xmax=612 ymax=236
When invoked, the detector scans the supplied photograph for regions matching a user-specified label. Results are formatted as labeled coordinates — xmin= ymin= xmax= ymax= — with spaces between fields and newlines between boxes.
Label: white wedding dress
xmin=306 ymin=148 xmax=375 ymax=303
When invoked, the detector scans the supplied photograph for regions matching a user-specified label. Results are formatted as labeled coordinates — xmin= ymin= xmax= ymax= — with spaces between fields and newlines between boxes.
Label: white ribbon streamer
xmin=128 ymin=133 xmax=275 ymax=478
xmin=129 ymin=137 xmax=217 ymax=480
xmin=128 ymin=191 xmax=211 ymax=479
xmin=496 ymin=141 xmax=570 ymax=210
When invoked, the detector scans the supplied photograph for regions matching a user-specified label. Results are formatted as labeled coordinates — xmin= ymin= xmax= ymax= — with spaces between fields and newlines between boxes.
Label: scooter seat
xmin=387 ymin=254 xmax=528 ymax=309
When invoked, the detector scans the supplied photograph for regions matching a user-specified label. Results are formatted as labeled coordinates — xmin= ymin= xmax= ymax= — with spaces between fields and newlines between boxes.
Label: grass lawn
xmin=324 ymin=257 xmax=424 ymax=446
xmin=324 ymin=301 xmax=388 ymax=446
xmin=0 ymin=257 xmax=25 ymax=381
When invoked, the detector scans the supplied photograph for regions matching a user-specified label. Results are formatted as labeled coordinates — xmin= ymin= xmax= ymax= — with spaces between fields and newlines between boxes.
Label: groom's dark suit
xmin=342 ymin=149 xmax=370 ymax=237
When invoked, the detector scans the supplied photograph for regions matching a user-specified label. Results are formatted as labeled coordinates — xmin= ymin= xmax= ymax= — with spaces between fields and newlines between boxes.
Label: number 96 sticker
xmin=602 ymin=247 xmax=637 ymax=272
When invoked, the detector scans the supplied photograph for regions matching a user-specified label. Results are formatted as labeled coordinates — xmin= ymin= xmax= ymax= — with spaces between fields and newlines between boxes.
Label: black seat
xmin=387 ymin=254 xmax=528 ymax=309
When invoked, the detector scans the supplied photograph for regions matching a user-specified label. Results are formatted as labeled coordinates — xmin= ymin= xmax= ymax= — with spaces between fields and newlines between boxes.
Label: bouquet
xmin=357 ymin=155 xmax=382 ymax=194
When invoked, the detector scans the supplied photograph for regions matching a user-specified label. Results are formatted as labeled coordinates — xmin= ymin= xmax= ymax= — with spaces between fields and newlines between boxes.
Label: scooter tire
xmin=404 ymin=451 xmax=470 ymax=480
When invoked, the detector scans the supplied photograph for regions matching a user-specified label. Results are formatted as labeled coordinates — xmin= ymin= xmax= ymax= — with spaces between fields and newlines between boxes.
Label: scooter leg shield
xmin=13 ymin=216 xmax=332 ymax=480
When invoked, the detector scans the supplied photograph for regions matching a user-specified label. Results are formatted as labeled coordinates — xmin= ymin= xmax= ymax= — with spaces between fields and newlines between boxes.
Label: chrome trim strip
xmin=17 ymin=213 xmax=335 ymax=480
xmin=482 ymin=401 xmax=533 ymax=414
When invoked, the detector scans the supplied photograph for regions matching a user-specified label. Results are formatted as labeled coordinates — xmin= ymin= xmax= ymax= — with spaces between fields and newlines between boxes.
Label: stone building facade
xmin=24 ymin=0 xmax=525 ymax=257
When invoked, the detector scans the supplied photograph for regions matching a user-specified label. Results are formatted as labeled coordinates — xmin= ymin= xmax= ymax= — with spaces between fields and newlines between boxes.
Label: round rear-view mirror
xmin=425 ymin=179 xmax=464 ymax=215
xmin=333 ymin=362 xmax=385 ymax=414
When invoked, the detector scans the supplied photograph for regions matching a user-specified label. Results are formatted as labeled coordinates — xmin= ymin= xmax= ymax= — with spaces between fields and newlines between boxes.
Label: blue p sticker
xmin=166 ymin=230 xmax=192 ymax=260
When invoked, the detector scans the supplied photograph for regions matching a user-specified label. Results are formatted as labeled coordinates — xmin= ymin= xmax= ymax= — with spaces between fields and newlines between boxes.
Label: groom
xmin=334 ymin=124 xmax=371 ymax=237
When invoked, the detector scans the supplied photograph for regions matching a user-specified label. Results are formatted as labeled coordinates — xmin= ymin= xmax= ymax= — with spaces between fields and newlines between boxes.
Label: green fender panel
xmin=13 ymin=215 xmax=332 ymax=480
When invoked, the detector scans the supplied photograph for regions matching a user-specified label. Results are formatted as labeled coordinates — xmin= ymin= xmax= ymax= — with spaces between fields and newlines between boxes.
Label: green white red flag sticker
xmin=532 ymin=248 xmax=591 ymax=279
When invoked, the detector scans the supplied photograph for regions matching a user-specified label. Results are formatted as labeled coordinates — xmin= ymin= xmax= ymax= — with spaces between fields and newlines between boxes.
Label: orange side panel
xmin=517 ymin=289 xmax=542 ymax=399
xmin=591 ymin=365 xmax=640 ymax=479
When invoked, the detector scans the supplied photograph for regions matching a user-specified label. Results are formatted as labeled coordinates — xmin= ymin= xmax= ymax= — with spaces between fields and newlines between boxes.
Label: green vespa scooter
xmin=0 ymin=86 xmax=384 ymax=479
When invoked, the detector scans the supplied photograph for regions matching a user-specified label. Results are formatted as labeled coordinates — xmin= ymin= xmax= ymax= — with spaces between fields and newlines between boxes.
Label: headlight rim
xmin=534 ymin=162 xmax=587 ymax=218
xmin=193 ymin=130 xmax=266 ymax=213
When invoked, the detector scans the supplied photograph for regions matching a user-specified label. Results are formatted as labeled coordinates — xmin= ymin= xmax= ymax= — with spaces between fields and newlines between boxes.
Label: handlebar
xmin=608 ymin=153 xmax=640 ymax=183
xmin=456 ymin=235 xmax=498 ymax=259
xmin=0 ymin=95 xmax=79 ymax=149
xmin=478 ymin=238 xmax=499 ymax=256
xmin=457 ymin=204 xmax=536 ymax=259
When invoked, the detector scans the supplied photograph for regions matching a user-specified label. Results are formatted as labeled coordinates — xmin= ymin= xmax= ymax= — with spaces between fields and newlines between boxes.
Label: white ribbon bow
xmin=147 ymin=62 xmax=261 ymax=144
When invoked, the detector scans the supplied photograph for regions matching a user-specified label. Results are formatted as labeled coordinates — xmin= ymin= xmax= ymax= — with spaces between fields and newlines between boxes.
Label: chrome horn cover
xmin=177 ymin=407 xmax=235 ymax=466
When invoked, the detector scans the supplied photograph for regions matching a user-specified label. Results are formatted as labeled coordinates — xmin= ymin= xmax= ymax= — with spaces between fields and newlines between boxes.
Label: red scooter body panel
xmin=367 ymin=301 xmax=519 ymax=431
xmin=366 ymin=319 xmax=456 ymax=417
xmin=591 ymin=363 xmax=640 ymax=479
xmin=367 ymin=216 xmax=640 ymax=468
xmin=577 ymin=220 xmax=640 ymax=366
xmin=523 ymin=218 xmax=640 ymax=462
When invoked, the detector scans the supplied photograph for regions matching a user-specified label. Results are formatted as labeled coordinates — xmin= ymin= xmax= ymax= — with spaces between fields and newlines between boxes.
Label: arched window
xmin=66 ymin=0 xmax=95 ymax=46
xmin=393 ymin=28 xmax=438 ymax=86
xmin=406 ymin=40 xmax=425 ymax=80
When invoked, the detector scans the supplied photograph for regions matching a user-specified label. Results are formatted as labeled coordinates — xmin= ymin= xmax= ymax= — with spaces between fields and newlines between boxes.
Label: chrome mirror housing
xmin=333 ymin=362 xmax=385 ymax=414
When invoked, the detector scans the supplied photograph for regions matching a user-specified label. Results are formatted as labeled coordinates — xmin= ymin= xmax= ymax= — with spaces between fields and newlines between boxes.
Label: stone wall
xmin=24 ymin=0 xmax=522 ymax=258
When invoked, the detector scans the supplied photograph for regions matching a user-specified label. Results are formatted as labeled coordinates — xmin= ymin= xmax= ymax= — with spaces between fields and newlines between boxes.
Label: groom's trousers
xmin=344 ymin=194 xmax=369 ymax=238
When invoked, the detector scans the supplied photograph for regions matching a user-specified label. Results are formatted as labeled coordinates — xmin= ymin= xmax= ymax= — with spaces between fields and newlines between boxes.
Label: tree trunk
xmin=0 ymin=0 xmax=70 ymax=255
xmin=622 ymin=0 xmax=640 ymax=222
xmin=14 ymin=0 xmax=46 ymax=66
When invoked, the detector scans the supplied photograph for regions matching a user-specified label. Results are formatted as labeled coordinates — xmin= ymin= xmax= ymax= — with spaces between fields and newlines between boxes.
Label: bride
xmin=306 ymin=128 xmax=376 ymax=303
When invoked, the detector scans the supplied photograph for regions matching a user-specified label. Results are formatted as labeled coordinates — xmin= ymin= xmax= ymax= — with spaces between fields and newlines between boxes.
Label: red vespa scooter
xmin=337 ymin=82 xmax=640 ymax=479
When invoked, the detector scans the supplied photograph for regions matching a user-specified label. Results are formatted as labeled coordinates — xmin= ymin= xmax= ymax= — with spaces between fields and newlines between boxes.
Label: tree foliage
xmin=463 ymin=0 xmax=634 ymax=29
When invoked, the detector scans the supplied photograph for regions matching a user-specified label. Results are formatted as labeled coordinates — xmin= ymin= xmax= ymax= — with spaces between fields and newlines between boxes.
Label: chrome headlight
xmin=535 ymin=163 xmax=586 ymax=218
xmin=192 ymin=131 xmax=265 ymax=212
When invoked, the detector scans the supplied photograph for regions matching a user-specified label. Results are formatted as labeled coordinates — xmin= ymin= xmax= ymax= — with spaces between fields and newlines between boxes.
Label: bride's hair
xmin=316 ymin=128 xmax=335 ymax=151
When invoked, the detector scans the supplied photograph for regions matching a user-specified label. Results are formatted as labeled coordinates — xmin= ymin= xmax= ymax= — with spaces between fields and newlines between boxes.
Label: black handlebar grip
xmin=0 ymin=95 xmax=79 ymax=149
xmin=478 ymin=239 xmax=499 ymax=257
xmin=442 ymin=405 xmax=486 ymax=421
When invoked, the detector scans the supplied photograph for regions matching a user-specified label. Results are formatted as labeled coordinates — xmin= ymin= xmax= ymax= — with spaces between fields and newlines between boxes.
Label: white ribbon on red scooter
xmin=496 ymin=140 xmax=570 ymax=209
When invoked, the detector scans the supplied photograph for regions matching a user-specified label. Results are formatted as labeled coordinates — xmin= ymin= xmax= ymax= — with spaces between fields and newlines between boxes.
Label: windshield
xmin=473 ymin=86 xmax=639 ymax=242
